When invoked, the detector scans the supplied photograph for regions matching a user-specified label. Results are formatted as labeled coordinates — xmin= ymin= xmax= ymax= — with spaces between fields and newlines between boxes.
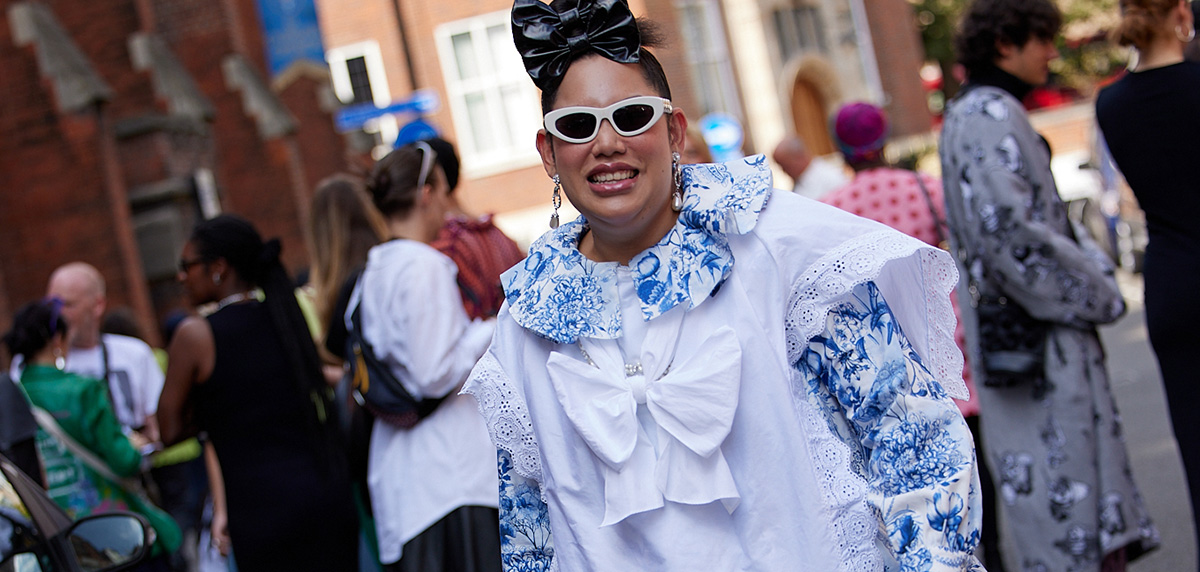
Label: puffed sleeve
xmin=797 ymin=281 xmax=983 ymax=571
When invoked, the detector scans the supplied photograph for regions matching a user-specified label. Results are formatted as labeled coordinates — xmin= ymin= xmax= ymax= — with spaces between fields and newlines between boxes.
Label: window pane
xmin=345 ymin=56 xmax=373 ymax=104
xmin=487 ymin=24 xmax=519 ymax=75
xmin=502 ymin=84 xmax=538 ymax=148
xmin=452 ymin=33 xmax=478 ymax=81
xmin=465 ymin=91 xmax=497 ymax=153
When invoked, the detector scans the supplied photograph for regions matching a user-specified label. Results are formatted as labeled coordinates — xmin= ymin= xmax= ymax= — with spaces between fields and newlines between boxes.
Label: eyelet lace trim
xmin=781 ymin=229 xmax=964 ymax=570
xmin=783 ymin=230 xmax=967 ymax=400
xmin=790 ymin=390 xmax=885 ymax=571
xmin=463 ymin=353 xmax=544 ymax=490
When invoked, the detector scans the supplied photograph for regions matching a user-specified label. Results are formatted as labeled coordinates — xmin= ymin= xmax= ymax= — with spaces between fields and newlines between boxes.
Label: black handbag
xmin=974 ymin=294 xmax=1047 ymax=390
xmin=346 ymin=300 xmax=445 ymax=428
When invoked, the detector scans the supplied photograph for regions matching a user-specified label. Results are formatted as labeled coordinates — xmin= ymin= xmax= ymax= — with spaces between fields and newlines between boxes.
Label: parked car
xmin=0 ymin=455 xmax=152 ymax=572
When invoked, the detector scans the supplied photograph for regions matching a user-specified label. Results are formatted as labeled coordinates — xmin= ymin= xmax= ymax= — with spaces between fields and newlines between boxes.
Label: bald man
xmin=11 ymin=262 xmax=163 ymax=440
xmin=770 ymin=135 xmax=848 ymax=201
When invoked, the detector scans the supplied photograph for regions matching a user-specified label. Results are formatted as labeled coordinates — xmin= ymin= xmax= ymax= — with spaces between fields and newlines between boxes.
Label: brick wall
xmin=0 ymin=0 xmax=140 ymax=323
xmin=1 ymin=0 xmax=351 ymax=335
xmin=863 ymin=0 xmax=933 ymax=138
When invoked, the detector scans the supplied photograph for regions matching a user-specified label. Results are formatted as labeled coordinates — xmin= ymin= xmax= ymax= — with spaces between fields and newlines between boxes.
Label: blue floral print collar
xmin=501 ymin=155 xmax=773 ymax=343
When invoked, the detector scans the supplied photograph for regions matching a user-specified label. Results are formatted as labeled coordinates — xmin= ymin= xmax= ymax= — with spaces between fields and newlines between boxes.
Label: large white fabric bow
xmin=547 ymin=326 xmax=743 ymax=526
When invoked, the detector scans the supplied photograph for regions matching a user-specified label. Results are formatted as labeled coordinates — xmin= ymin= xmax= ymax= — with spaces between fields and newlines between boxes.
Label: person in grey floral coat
xmin=940 ymin=0 xmax=1160 ymax=570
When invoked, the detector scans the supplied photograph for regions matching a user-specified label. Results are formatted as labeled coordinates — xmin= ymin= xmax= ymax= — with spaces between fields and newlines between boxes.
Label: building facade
xmin=0 ymin=0 xmax=935 ymax=350
xmin=0 ymin=0 xmax=349 ymax=346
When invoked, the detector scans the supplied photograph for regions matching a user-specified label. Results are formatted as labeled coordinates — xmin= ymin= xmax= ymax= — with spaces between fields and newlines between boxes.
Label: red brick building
xmin=0 ymin=0 xmax=349 ymax=347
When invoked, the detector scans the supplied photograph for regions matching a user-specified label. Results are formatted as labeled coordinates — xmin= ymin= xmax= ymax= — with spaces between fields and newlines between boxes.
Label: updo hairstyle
xmin=1114 ymin=0 xmax=1182 ymax=49
xmin=3 ymin=299 xmax=66 ymax=360
xmin=366 ymin=144 xmax=437 ymax=219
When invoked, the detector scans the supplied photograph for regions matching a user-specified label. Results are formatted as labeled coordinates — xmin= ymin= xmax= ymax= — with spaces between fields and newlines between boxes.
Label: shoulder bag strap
xmin=30 ymin=406 xmax=147 ymax=497
xmin=912 ymin=171 xmax=949 ymax=248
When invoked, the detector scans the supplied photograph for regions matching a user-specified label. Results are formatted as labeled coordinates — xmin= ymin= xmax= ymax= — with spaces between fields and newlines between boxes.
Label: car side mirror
xmin=64 ymin=514 xmax=153 ymax=572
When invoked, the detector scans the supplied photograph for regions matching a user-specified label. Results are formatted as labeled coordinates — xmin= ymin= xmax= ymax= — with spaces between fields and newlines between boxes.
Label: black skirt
xmin=385 ymin=506 xmax=501 ymax=572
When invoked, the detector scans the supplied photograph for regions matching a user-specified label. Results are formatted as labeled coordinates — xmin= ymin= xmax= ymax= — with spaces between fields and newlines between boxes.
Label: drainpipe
xmin=848 ymin=0 xmax=884 ymax=103
xmin=391 ymin=0 xmax=421 ymax=90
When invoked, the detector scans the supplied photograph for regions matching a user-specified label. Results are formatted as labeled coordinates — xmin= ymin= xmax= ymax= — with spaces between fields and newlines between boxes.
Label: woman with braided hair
xmin=461 ymin=1 xmax=985 ymax=570
xmin=158 ymin=214 xmax=358 ymax=571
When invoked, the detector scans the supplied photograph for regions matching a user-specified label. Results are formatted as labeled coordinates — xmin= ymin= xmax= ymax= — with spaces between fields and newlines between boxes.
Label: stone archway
xmin=782 ymin=55 xmax=840 ymax=156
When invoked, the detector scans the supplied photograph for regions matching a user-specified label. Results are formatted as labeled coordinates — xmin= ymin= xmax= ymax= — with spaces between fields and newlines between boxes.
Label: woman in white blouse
xmin=353 ymin=140 xmax=499 ymax=572
xmin=462 ymin=1 xmax=985 ymax=570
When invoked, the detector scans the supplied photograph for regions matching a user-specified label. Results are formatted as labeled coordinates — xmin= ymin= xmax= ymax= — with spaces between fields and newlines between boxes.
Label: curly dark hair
xmin=955 ymin=0 xmax=1062 ymax=74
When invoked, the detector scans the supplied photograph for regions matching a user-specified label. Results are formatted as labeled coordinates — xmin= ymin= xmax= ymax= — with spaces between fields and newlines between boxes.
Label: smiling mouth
xmin=589 ymin=170 xmax=637 ymax=184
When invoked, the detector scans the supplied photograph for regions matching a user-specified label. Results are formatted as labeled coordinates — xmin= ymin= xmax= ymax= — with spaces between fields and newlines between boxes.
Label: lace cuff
xmin=783 ymin=230 xmax=967 ymax=400
xmin=463 ymin=353 xmax=543 ymax=484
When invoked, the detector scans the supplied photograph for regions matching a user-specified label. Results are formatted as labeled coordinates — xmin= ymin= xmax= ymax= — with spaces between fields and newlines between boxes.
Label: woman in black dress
xmin=1096 ymin=0 xmax=1200 ymax=556
xmin=158 ymin=214 xmax=358 ymax=571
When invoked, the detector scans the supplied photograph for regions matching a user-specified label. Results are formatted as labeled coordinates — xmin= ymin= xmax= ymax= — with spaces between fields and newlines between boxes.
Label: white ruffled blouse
xmin=464 ymin=156 xmax=982 ymax=571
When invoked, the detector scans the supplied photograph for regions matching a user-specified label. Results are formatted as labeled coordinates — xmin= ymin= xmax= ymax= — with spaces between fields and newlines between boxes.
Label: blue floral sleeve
xmin=797 ymin=281 xmax=984 ymax=571
xmin=498 ymin=448 xmax=554 ymax=572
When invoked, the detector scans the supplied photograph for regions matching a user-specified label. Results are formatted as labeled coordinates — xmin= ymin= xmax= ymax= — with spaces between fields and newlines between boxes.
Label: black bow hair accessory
xmin=511 ymin=0 xmax=641 ymax=90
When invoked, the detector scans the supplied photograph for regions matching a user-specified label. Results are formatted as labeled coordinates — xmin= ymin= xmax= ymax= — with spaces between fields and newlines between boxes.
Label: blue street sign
xmin=256 ymin=0 xmax=326 ymax=77
xmin=699 ymin=113 xmax=744 ymax=162
xmin=334 ymin=89 xmax=440 ymax=132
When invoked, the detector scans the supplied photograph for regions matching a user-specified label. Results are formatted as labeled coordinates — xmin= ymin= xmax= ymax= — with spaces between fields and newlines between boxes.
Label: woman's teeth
xmin=590 ymin=170 xmax=635 ymax=183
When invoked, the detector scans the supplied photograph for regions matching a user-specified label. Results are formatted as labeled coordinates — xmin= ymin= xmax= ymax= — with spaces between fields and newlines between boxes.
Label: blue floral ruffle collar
xmin=501 ymin=155 xmax=773 ymax=344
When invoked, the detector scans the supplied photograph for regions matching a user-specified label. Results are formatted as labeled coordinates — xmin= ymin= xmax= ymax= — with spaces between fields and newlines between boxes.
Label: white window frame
xmin=326 ymin=40 xmax=398 ymax=148
xmin=435 ymin=11 xmax=542 ymax=178
xmin=675 ymin=0 xmax=744 ymax=120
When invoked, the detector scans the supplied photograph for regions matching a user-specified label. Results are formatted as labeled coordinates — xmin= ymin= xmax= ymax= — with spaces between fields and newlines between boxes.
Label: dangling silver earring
xmin=549 ymin=175 xmax=562 ymax=229
xmin=1177 ymin=24 xmax=1196 ymax=42
xmin=212 ymin=273 xmax=222 ymax=285
xmin=671 ymin=152 xmax=683 ymax=212
xmin=54 ymin=349 xmax=65 ymax=370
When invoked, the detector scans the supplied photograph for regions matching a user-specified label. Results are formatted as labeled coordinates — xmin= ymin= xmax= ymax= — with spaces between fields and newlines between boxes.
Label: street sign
xmin=334 ymin=89 xmax=440 ymax=132
xmin=699 ymin=112 xmax=744 ymax=162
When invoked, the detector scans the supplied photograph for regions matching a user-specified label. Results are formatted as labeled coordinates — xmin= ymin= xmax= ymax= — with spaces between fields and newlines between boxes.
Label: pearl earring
xmin=213 ymin=273 xmax=222 ymax=285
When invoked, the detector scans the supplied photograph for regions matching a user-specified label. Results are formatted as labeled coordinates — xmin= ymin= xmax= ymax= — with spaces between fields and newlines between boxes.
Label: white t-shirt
xmin=11 ymin=334 xmax=164 ymax=432
xmin=791 ymin=154 xmax=849 ymax=200
xmin=348 ymin=239 xmax=498 ymax=565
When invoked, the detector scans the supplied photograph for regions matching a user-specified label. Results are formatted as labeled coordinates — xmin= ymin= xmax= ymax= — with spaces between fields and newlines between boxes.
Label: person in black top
xmin=1096 ymin=0 xmax=1200 ymax=559
xmin=158 ymin=215 xmax=358 ymax=571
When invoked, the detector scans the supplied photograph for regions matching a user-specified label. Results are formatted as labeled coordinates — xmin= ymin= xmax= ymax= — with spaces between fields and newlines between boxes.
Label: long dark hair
xmin=190 ymin=215 xmax=343 ymax=465
xmin=3 ymin=299 xmax=66 ymax=361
